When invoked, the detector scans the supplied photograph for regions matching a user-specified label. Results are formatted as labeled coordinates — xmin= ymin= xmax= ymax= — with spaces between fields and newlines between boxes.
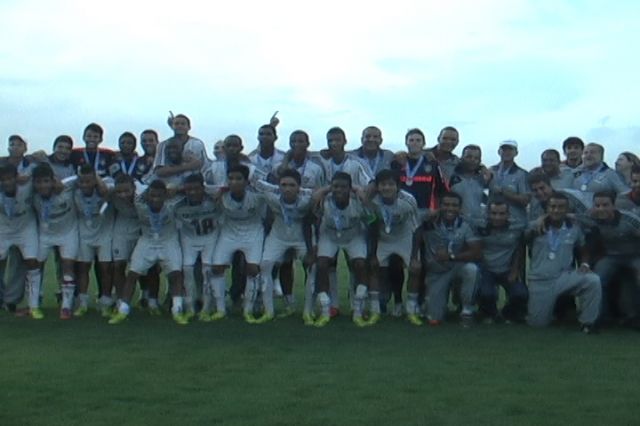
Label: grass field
xmin=2 ymin=264 xmax=640 ymax=425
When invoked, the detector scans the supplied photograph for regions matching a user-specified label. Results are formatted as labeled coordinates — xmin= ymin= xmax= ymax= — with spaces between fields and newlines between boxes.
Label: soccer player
xmin=109 ymin=179 xmax=186 ymax=325
xmin=315 ymin=127 xmax=372 ymax=189
xmin=0 ymin=164 xmax=43 ymax=319
xmin=249 ymin=124 xmax=285 ymax=183
xmin=255 ymin=169 xmax=315 ymax=323
xmin=614 ymin=152 xmax=640 ymax=186
xmin=213 ymin=140 xmax=225 ymax=160
xmin=449 ymin=144 xmax=492 ymax=228
xmin=488 ymin=140 xmax=531 ymax=228
xmin=528 ymin=172 xmax=588 ymax=220
xmin=538 ymin=149 xmax=574 ymax=189
xmin=174 ymin=173 xmax=220 ymax=321
xmin=204 ymin=135 xmax=255 ymax=186
xmin=425 ymin=126 xmax=461 ymax=185
xmin=70 ymin=123 xmax=115 ymax=177
xmin=571 ymin=143 xmax=629 ymax=199
xmin=314 ymin=172 xmax=372 ymax=327
xmin=525 ymin=192 xmax=601 ymax=332
xmin=476 ymin=199 xmax=528 ymax=323
xmin=367 ymin=170 xmax=421 ymax=326
xmin=561 ymin=136 xmax=584 ymax=171
xmin=138 ymin=130 xmax=159 ymax=181
xmin=422 ymin=192 xmax=482 ymax=326
xmin=109 ymin=131 xmax=150 ymax=182
xmin=350 ymin=126 xmax=394 ymax=177
xmin=31 ymin=164 xmax=79 ymax=319
xmin=210 ymin=164 xmax=267 ymax=322
xmin=583 ymin=191 xmax=640 ymax=323
xmin=150 ymin=139 xmax=194 ymax=188
xmin=72 ymin=165 xmax=114 ymax=317
xmin=276 ymin=130 xmax=325 ymax=189
xmin=46 ymin=135 xmax=76 ymax=179
xmin=615 ymin=165 xmax=640 ymax=215
xmin=153 ymin=113 xmax=208 ymax=179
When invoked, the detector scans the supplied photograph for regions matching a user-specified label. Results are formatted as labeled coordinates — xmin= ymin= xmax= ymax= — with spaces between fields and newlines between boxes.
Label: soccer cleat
xmin=244 ymin=313 xmax=257 ymax=324
xmin=173 ymin=313 xmax=189 ymax=325
xmin=428 ymin=319 xmax=442 ymax=326
xmin=314 ymin=315 xmax=330 ymax=327
xmin=329 ymin=307 xmax=340 ymax=318
xmin=59 ymin=308 xmax=72 ymax=320
xmin=198 ymin=311 xmax=212 ymax=322
xmin=184 ymin=311 xmax=196 ymax=321
xmin=30 ymin=308 xmax=45 ymax=320
xmin=254 ymin=313 xmax=274 ymax=324
xmin=108 ymin=312 xmax=128 ymax=325
xmin=210 ymin=311 xmax=226 ymax=321
xmin=277 ymin=306 xmax=295 ymax=319
xmin=367 ymin=313 xmax=381 ymax=326
xmin=100 ymin=306 xmax=114 ymax=318
xmin=302 ymin=313 xmax=315 ymax=326
xmin=353 ymin=316 xmax=368 ymax=328
xmin=407 ymin=314 xmax=423 ymax=326
xmin=460 ymin=313 xmax=474 ymax=328
xmin=73 ymin=306 xmax=88 ymax=317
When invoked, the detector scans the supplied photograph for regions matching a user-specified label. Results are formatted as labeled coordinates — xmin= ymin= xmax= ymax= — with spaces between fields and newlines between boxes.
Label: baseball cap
xmin=500 ymin=139 xmax=518 ymax=149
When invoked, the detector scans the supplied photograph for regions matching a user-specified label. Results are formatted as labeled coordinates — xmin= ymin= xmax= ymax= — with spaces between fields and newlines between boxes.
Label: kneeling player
xmin=315 ymin=172 xmax=371 ymax=327
xmin=367 ymin=170 xmax=421 ymax=326
xmin=0 ymin=164 xmax=42 ymax=319
xmin=109 ymin=180 xmax=186 ymax=324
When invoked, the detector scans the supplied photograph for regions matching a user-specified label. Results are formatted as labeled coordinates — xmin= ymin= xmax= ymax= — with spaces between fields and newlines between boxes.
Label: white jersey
xmin=32 ymin=183 xmax=77 ymax=236
xmin=313 ymin=153 xmax=373 ymax=188
xmin=370 ymin=193 xmax=420 ymax=242
xmin=263 ymin=191 xmax=313 ymax=243
xmin=153 ymin=136 xmax=209 ymax=169
xmin=73 ymin=190 xmax=114 ymax=242
xmin=279 ymin=157 xmax=326 ymax=189
xmin=0 ymin=183 xmax=36 ymax=234
xmin=318 ymin=195 xmax=370 ymax=242
xmin=134 ymin=197 xmax=180 ymax=243
xmin=218 ymin=190 xmax=266 ymax=240
xmin=111 ymin=196 xmax=141 ymax=236
xmin=249 ymin=149 xmax=286 ymax=182
xmin=174 ymin=195 xmax=220 ymax=242
xmin=203 ymin=159 xmax=257 ymax=186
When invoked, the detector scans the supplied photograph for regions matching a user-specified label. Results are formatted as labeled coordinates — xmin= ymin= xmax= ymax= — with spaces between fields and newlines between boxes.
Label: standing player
xmin=46 ymin=136 xmax=76 ymax=179
xmin=31 ymin=164 xmax=79 ymax=319
xmin=174 ymin=173 xmax=220 ymax=321
xmin=209 ymin=164 xmax=267 ymax=322
xmin=314 ymin=172 xmax=372 ymax=327
xmin=350 ymin=126 xmax=394 ymax=178
xmin=571 ymin=143 xmax=629 ymax=201
xmin=561 ymin=136 xmax=584 ymax=171
xmin=109 ymin=180 xmax=186 ymax=325
xmin=425 ymin=126 xmax=461 ymax=185
xmin=449 ymin=144 xmax=492 ymax=229
xmin=255 ymin=170 xmax=315 ymax=323
xmin=422 ymin=192 xmax=482 ymax=326
xmin=154 ymin=113 xmax=208 ymax=179
xmin=525 ymin=192 xmax=601 ymax=332
xmin=70 ymin=123 xmax=115 ymax=177
xmin=488 ymin=140 xmax=530 ymax=228
xmin=538 ymin=149 xmax=574 ymax=190
xmin=277 ymin=130 xmax=325 ymax=189
xmin=0 ymin=164 xmax=43 ymax=319
xmin=367 ymin=170 xmax=421 ymax=326
xmin=109 ymin=132 xmax=150 ymax=183
xmin=72 ymin=165 xmax=114 ymax=317
xmin=249 ymin=124 xmax=285 ymax=183
xmin=476 ymin=199 xmax=528 ymax=323
xmin=615 ymin=165 xmax=640 ymax=215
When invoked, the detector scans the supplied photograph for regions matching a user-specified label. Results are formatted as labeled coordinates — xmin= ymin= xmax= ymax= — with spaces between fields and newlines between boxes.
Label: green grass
xmin=1 ymin=261 xmax=640 ymax=425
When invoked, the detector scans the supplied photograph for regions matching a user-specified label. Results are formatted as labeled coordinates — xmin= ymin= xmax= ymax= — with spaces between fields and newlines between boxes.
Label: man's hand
xmin=270 ymin=111 xmax=280 ymax=128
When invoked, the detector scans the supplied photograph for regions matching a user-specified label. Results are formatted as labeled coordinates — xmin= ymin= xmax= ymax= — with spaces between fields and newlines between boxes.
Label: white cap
xmin=500 ymin=139 xmax=518 ymax=149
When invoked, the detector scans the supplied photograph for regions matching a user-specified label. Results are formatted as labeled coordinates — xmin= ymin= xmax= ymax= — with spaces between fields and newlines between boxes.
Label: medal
xmin=406 ymin=178 xmax=413 ymax=186
xmin=153 ymin=233 xmax=160 ymax=240
xmin=548 ymin=252 xmax=556 ymax=260
xmin=336 ymin=231 xmax=342 ymax=238
xmin=382 ymin=203 xmax=393 ymax=234
xmin=405 ymin=156 xmax=424 ymax=188
xmin=41 ymin=222 xmax=49 ymax=231
xmin=580 ymin=184 xmax=587 ymax=191
xmin=384 ymin=225 xmax=391 ymax=234
xmin=546 ymin=225 xmax=565 ymax=260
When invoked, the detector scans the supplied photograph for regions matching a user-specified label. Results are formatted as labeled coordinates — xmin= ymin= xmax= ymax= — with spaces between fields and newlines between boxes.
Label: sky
xmin=1 ymin=0 xmax=639 ymax=168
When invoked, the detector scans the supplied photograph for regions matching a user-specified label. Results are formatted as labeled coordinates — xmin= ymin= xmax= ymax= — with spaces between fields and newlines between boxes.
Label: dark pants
xmin=478 ymin=268 xmax=528 ymax=321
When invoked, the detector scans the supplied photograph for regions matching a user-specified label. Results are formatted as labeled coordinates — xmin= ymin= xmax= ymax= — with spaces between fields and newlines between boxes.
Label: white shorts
xmin=0 ymin=224 xmax=39 ymax=261
xmin=112 ymin=236 xmax=139 ymax=262
xmin=38 ymin=226 xmax=79 ymax=262
xmin=181 ymin=235 xmax=217 ymax=266
xmin=317 ymin=234 xmax=367 ymax=260
xmin=76 ymin=234 xmax=113 ymax=262
xmin=212 ymin=230 xmax=264 ymax=266
xmin=129 ymin=237 xmax=182 ymax=275
xmin=261 ymin=234 xmax=307 ymax=264
xmin=377 ymin=234 xmax=412 ymax=267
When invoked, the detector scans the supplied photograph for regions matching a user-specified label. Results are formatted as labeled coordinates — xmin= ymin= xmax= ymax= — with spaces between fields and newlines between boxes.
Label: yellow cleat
xmin=30 ymin=308 xmax=44 ymax=320
xmin=244 ymin=313 xmax=257 ymax=324
xmin=100 ymin=306 xmax=114 ymax=318
xmin=407 ymin=314 xmax=423 ymax=326
xmin=108 ymin=312 xmax=128 ymax=325
xmin=198 ymin=311 xmax=212 ymax=322
xmin=353 ymin=316 xmax=369 ymax=328
xmin=210 ymin=311 xmax=226 ymax=321
xmin=366 ymin=313 xmax=381 ymax=326
xmin=314 ymin=315 xmax=330 ymax=328
xmin=173 ymin=313 xmax=189 ymax=325
xmin=302 ymin=313 xmax=315 ymax=326
xmin=73 ymin=306 xmax=88 ymax=317
xmin=254 ymin=313 xmax=274 ymax=324
xmin=184 ymin=310 xmax=195 ymax=321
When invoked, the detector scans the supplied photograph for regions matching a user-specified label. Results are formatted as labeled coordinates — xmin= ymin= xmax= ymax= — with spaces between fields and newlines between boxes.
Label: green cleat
xmin=210 ymin=311 xmax=226 ymax=321
xmin=100 ymin=306 xmax=114 ymax=318
xmin=407 ymin=314 xmax=423 ymax=326
xmin=366 ymin=313 xmax=381 ymax=326
xmin=173 ymin=313 xmax=189 ymax=325
xmin=353 ymin=316 xmax=369 ymax=328
xmin=184 ymin=310 xmax=196 ymax=321
xmin=198 ymin=311 xmax=212 ymax=322
xmin=254 ymin=313 xmax=274 ymax=324
xmin=277 ymin=306 xmax=295 ymax=319
xmin=244 ymin=313 xmax=257 ymax=324
xmin=302 ymin=313 xmax=315 ymax=326
xmin=73 ymin=306 xmax=88 ymax=317
xmin=108 ymin=312 xmax=128 ymax=325
xmin=30 ymin=308 xmax=44 ymax=320
xmin=314 ymin=315 xmax=330 ymax=328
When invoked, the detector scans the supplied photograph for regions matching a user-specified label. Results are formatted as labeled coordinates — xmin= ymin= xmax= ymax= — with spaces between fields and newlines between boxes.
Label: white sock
xmin=211 ymin=275 xmax=227 ymax=314
xmin=353 ymin=284 xmax=367 ymax=318
xmin=261 ymin=274 xmax=274 ymax=316
xmin=79 ymin=293 xmax=90 ymax=308
xmin=406 ymin=292 xmax=419 ymax=315
xmin=329 ymin=267 xmax=339 ymax=309
xmin=99 ymin=295 xmax=113 ymax=308
xmin=369 ymin=291 xmax=381 ymax=314
xmin=171 ymin=296 xmax=184 ymax=315
xmin=303 ymin=266 xmax=316 ymax=316
xmin=318 ymin=292 xmax=330 ymax=317
xmin=141 ymin=289 xmax=150 ymax=300
xmin=148 ymin=298 xmax=159 ymax=308
xmin=461 ymin=305 xmax=474 ymax=316
xmin=243 ymin=275 xmax=260 ymax=315
xmin=61 ymin=275 xmax=75 ymax=310
xmin=27 ymin=269 xmax=42 ymax=309
xmin=118 ymin=300 xmax=130 ymax=315
xmin=183 ymin=266 xmax=196 ymax=312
